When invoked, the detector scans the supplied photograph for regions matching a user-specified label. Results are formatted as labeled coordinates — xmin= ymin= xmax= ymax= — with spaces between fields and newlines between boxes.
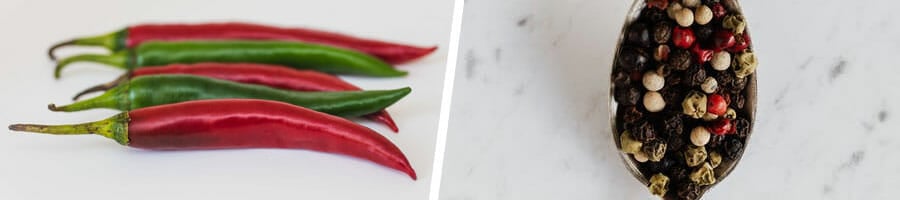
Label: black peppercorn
xmin=618 ymin=46 xmax=651 ymax=71
xmin=730 ymin=92 xmax=746 ymax=109
xmin=640 ymin=7 xmax=668 ymax=23
xmin=666 ymin=134 xmax=685 ymax=154
xmin=613 ymin=71 xmax=632 ymax=88
xmin=722 ymin=137 xmax=744 ymax=161
xmin=668 ymin=49 xmax=692 ymax=71
xmin=733 ymin=118 xmax=751 ymax=137
xmin=623 ymin=106 xmax=644 ymax=124
xmin=684 ymin=64 xmax=707 ymax=87
xmin=615 ymin=86 xmax=642 ymax=106
xmin=646 ymin=154 xmax=677 ymax=174
xmin=631 ymin=120 xmax=657 ymax=142
xmin=653 ymin=21 xmax=673 ymax=44
xmin=693 ymin=25 xmax=714 ymax=42
xmin=662 ymin=114 xmax=684 ymax=136
xmin=627 ymin=23 xmax=653 ymax=47
xmin=676 ymin=183 xmax=703 ymax=200
xmin=707 ymin=134 xmax=725 ymax=149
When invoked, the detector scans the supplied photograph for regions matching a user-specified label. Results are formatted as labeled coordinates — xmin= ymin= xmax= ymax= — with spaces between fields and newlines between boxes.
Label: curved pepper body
xmin=131 ymin=63 xmax=399 ymax=132
xmin=133 ymin=41 xmax=406 ymax=77
xmin=10 ymin=99 xmax=416 ymax=180
xmin=134 ymin=63 xmax=360 ymax=91
xmin=54 ymin=75 xmax=411 ymax=118
xmin=126 ymin=23 xmax=436 ymax=64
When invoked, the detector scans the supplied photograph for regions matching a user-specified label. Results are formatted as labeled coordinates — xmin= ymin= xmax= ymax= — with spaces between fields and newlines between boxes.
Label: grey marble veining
xmin=440 ymin=0 xmax=900 ymax=199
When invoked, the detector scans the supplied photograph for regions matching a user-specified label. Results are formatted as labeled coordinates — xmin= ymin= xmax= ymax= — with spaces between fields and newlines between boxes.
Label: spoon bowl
xmin=609 ymin=0 xmax=757 ymax=199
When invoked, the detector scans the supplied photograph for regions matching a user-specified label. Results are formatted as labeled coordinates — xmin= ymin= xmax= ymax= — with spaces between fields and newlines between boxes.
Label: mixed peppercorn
xmin=613 ymin=0 xmax=755 ymax=199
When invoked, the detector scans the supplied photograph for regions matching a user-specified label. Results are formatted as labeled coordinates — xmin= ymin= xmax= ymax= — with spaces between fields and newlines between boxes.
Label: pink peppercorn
xmin=673 ymin=27 xmax=696 ymax=49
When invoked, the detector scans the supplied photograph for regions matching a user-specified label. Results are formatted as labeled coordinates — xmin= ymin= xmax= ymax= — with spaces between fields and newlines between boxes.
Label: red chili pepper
xmin=72 ymin=63 xmax=400 ymax=132
xmin=9 ymin=99 xmax=416 ymax=180
xmin=48 ymin=22 xmax=438 ymax=64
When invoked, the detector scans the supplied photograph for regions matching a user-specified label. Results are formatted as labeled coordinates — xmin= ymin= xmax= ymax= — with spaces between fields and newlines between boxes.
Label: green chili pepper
xmin=50 ymin=75 xmax=412 ymax=118
xmin=55 ymin=40 xmax=407 ymax=78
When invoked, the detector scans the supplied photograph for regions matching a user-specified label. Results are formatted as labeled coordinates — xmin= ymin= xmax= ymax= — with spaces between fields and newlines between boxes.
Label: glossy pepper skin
xmin=47 ymin=22 xmax=437 ymax=64
xmin=73 ymin=63 xmax=400 ymax=132
xmin=54 ymin=40 xmax=407 ymax=78
xmin=51 ymin=75 xmax=411 ymax=119
xmin=9 ymin=99 xmax=416 ymax=180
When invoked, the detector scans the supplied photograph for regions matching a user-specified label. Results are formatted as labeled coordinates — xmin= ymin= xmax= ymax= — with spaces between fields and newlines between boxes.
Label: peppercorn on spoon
xmin=609 ymin=0 xmax=757 ymax=199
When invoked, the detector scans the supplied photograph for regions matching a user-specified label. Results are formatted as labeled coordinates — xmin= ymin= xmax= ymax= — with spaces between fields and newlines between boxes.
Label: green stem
xmin=47 ymin=30 xmax=126 ymax=61
xmin=8 ymin=113 xmax=130 ymax=145
xmin=72 ymin=73 xmax=130 ymax=101
xmin=55 ymin=50 xmax=129 ymax=79
xmin=50 ymin=81 xmax=130 ymax=112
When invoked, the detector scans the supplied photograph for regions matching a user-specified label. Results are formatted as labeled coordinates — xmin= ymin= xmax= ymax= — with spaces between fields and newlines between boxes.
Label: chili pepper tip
xmin=47 ymin=40 xmax=76 ymax=61
xmin=47 ymin=104 xmax=61 ymax=111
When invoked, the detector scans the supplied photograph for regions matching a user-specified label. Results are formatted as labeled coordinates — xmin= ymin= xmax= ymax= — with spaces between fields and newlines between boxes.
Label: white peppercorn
xmin=701 ymin=77 xmax=718 ymax=94
xmin=675 ymin=9 xmax=695 ymax=27
xmin=711 ymin=51 xmax=731 ymax=71
xmin=690 ymin=126 xmax=711 ymax=146
xmin=681 ymin=0 xmax=700 ymax=8
xmin=643 ymin=71 xmax=665 ymax=91
xmin=644 ymin=91 xmax=666 ymax=113
xmin=634 ymin=151 xmax=650 ymax=163
xmin=694 ymin=5 xmax=713 ymax=25
xmin=667 ymin=2 xmax=684 ymax=19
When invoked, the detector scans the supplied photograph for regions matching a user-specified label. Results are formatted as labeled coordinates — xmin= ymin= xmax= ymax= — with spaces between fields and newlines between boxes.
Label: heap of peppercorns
xmin=613 ymin=0 xmax=756 ymax=199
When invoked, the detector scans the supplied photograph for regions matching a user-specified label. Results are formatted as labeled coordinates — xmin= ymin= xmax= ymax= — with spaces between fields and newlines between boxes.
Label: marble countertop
xmin=440 ymin=0 xmax=900 ymax=199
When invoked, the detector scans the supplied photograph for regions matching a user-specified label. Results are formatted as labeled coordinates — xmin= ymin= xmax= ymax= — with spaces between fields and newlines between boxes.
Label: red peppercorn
xmin=707 ymin=94 xmax=728 ymax=115
xmin=712 ymin=30 xmax=736 ymax=51
xmin=691 ymin=44 xmax=713 ymax=65
xmin=673 ymin=27 xmax=695 ymax=49
xmin=708 ymin=119 xmax=733 ymax=135
xmin=647 ymin=0 xmax=668 ymax=10
xmin=729 ymin=32 xmax=752 ymax=52
xmin=712 ymin=3 xmax=727 ymax=19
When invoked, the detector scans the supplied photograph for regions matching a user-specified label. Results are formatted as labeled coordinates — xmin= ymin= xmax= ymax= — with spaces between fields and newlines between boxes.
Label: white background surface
xmin=0 ymin=0 xmax=452 ymax=199
xmin=441 ymin=0 xmax=900 ymax=199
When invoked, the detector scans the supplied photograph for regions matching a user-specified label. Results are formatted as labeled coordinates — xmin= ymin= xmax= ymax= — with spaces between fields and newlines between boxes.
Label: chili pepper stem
xmin=51 ymin=83 xmax=128 ymax=112
xmin=48 ymin=30 xmax=123 ymax=61
xmin=8 ymin=113 xmax=130 ymax=145
xmin=72 ymin=73 xmax=130 ymax=101
xmin=55 ymin=51 xmax=129 ymax=79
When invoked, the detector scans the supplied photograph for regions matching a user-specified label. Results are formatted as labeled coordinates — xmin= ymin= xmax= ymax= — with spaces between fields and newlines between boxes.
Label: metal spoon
xmin=609 ymin=0 xmax=757 ymax=199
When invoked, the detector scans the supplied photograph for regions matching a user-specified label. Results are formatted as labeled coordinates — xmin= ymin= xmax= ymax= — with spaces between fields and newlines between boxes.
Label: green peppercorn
xmin=642 ymin=140 xmax=668 ymax=162
xmin=682 ymin=91 xmax=708 ymax=119
xmin=649 ymin=173 xmax=670 ymax=197
xmin=690 ymin=163 xmax=717 ymax=186
xmin=723 ymin=14 xmax=747 ymax=34
xmin=709 ymin=151 xmax=723 ymax=168
xmin=684 ymin=145 xmax=708 ymax=167
xmin=620 ymin=131 xmax=644 ymax=154
xmin=733 ymin=50 xmax=757 ymax=78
